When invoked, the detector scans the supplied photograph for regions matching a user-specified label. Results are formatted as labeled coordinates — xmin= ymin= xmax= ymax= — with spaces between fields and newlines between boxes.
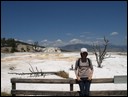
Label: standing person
xmin=75 ymin=48 xmax=93 ymax=96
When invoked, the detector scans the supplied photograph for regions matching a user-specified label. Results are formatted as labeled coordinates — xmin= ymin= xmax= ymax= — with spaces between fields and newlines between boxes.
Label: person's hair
xmin=80 ymin=52 xmax=88 ymax=56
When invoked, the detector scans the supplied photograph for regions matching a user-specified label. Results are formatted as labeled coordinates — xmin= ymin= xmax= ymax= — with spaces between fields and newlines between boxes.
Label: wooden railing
xmin=11 ymin=76 xmax=127 ymax=96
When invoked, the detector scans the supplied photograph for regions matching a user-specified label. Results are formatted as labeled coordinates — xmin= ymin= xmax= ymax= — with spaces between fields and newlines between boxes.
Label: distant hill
xmin=60 ymin=43 xmax=127 ymax=52
xmin=60 ymin=44 xmax=92 ymax=52
xmin=108 ymin=44 xmax=127 ymax=52
xmin=1 ymin=39 xmax=45 ymax=53
xmin=16 ymin=40 xmax=45 ymax=48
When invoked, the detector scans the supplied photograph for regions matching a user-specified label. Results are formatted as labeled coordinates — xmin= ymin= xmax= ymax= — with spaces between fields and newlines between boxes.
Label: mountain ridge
xmin=60 ymin=43 xmax=127 ymax=52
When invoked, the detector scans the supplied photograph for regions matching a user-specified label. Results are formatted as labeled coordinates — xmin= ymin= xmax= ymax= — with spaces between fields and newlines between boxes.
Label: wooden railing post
xmin=11 ymin=79 xmax=16 ymax=96
xmin=70 ymin=84 xmax=73 ymax=91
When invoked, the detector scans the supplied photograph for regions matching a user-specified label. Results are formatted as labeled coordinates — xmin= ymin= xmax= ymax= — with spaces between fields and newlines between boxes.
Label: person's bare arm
xmin=88 ymin=59 xmax=94 ymax=80
xmin=88 ymin=70 xmax=93 ymax=80
xmin=75 ymin=59 xmax=81 ymax=81
xmin=75 ymin=69 xmax=81 ymax=81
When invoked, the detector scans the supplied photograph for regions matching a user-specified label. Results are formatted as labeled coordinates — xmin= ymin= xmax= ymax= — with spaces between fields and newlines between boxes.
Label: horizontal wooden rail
xmin=11 ymin=76 xmax=127 ymax=96
xmin=11 ymin=78 xmax=114 ymax=84
xmin=11 ymin=90 xmax=127 ymax=96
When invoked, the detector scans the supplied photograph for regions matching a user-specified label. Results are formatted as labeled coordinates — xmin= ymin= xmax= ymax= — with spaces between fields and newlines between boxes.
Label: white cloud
xmin=69 ymin=38 xmax=83 ymax=44
xmin=14 ymin=39 xmax=24 ymax=42
xmin=19 ymin=40 xmax=24 ymax=42
xmin=43 ymin=39 xmax=48 ymax=42
xmin=27 ymin=40 xmax=33 ymax=42
xmin=40 ymin=39 xmax=65 ymax=47
xmin=53 ymin=39 xmax=65 ymax=47
xmin=39 ymin=38 xmax=108 ymax=47
xmin=40 ymin=39 xmax=51 ymax=47
xmin=14 ymin=39 xmax=18 ymax=41
xmin=27 ymin=40 xmax=33 ymax=44
xmin=110 ymin=32 xmax=118 ymax=36
xmin=56 ymin=39 xmax=62 ymax=42
xmin=40 ymin=38 xmax=90 ymax=47
xmin=41 ymin=39 xmax=48 ymax=42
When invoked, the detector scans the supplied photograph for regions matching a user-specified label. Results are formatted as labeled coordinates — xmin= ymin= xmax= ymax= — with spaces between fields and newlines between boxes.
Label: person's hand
xmin=88 ymin=76 xmax=92 ymax=80
xmin=88 ymin=71 xmax=93 ymax=80
xmin=76 ymin=76 xmax=81 ymax=81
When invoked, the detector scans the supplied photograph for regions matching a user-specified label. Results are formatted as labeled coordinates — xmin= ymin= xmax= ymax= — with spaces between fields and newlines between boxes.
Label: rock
xmin=43 ymin=47 xmax=61 ymax=53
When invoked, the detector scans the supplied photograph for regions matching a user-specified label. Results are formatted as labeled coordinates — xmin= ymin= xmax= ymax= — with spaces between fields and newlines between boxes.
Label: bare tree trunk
xmin=33 ymin=41 xmax=39 ymax=52
xmin=93 ymin=37 xmax=109 ymax=68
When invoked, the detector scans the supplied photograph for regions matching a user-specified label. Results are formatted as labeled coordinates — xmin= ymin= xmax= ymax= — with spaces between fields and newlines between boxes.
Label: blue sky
xmin=1 ymin=1 xmax=127 ymax=47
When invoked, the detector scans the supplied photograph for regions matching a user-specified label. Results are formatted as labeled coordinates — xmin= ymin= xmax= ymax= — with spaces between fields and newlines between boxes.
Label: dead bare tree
xmin=92 ymin=37 xmax=109 ymax=68
xmin=33 ymin=41 xmax=39 ymax=52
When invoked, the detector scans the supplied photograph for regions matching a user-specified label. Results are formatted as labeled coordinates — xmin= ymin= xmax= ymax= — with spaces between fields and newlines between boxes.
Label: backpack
xmin=78 ymin=58 xmax=91 ymax=68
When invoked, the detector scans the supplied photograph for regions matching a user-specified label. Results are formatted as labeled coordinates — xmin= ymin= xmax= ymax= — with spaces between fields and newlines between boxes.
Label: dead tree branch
xmin=92 ymin=36 xmax=109 ymax=68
